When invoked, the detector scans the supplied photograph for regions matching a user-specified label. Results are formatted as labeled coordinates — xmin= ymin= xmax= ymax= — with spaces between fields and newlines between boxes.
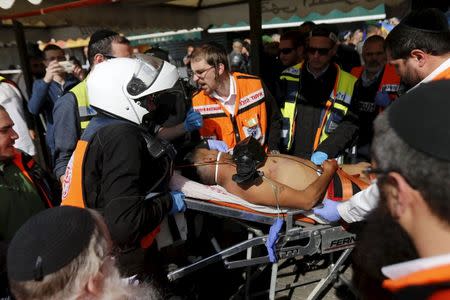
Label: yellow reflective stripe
xmin=280 ymin=75 xmax=300 ymax=82
xmin=80 ymin=121 xmax=89 ymax=129
xmin=334 ymin=102 xmax=348 ymax=112
xmin=281 ymin=102 xmax=296 ymax=150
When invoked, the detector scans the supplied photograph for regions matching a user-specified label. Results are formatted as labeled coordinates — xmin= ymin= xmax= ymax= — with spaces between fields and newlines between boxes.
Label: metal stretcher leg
xmin=306 ymin=248 xmax=353 ymax=300
xmin=269 ymin=263 xmax=278 ymax=300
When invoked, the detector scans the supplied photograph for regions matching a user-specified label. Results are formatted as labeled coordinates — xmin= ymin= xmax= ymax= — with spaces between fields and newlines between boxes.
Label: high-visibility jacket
xmin=61 ymin=140 xmax=160 ymax=249
xmin=351 ymin=64 xmax=400 ymax=97
xmin=68 ymin=79 xmax=96 ymax=130
xmin=280 ymin=63 xmax=357 ymax=151
xmin=383 ymin=264 xmax=450 ymax=300
xmin=192 ymin=72 xmax=268 ymax=149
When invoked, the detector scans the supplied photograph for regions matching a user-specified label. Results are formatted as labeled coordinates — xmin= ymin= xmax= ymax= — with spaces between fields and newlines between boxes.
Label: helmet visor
xmin=125 ymin=54 xmax=164 ymax=99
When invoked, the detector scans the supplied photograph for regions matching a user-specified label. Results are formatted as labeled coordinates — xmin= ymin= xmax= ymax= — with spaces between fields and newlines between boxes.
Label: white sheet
xmin=169 ymin=172 xmax=329 ymax=224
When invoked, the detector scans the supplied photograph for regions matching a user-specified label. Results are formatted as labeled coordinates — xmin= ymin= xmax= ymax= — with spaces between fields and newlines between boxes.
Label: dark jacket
xmin=82 ymin=122 xmax=173 ymax=276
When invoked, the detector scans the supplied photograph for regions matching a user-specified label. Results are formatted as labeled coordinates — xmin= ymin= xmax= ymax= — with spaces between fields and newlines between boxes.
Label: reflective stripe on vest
xmin=192 ymin=72 xmax=268 ymax=149
xmin=61 ymin=140 xmax=160 ymax=249
xmin=279 ymin=63 xmax=302 ymax=149
xmin=281 ymin=64 xmax=356 ymax=151
xmin=69 ymin=79 xmax=96 ymax=130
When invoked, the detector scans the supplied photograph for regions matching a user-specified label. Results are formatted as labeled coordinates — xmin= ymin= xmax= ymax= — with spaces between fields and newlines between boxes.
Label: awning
xmin=207 ymin=4 xmax=386 ymax=33
xmin=127 ymin=28 xmax=203 ymax=47
xmin=201 ymin=0 xmax=387 ymax=33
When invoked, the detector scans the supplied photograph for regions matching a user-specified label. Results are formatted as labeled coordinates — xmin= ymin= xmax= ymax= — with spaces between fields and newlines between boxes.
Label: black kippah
xmin=310 ymin=24 xmax=338 ymax=43
xmin=388 ymin=80 xmax=450 ymax=162
xmin=7 ymin=206 xmax=95 ymax=282
xmin=87 ymin=29 xmax=119 ymax=60
xmin=88 ymin=29 xmax=119 ymax=48
xmin=400 ymin=8 xmax=449 ymax=33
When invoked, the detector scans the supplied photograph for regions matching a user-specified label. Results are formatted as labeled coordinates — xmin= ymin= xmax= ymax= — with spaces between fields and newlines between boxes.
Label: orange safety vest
xmin=383 ymin=264 xmax=450 ymax=300
xmin=192 ymin=72 xmax=268 ymax=149
xmin=61 ymin=140 xmax=160 ymax=249
xmin=351 ymin=64 xmax=400 ymax=93
xmin=351 ymin=64 xmax=401 ymax=107
xmin=12 ymin=150 xmax=53 ymax=208
xmin=432 ymin=66 xmax=450 ymax=81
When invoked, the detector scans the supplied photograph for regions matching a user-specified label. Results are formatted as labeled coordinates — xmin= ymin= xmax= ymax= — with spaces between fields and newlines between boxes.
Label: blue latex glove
xmin=311 ymin=151 xmax=328 ymax=165
xmin=374 ymin=91 xmax=391 ymax=108
xmin=169 ymin=191 xmax=186 ymax=215
xmin=207 ymin=139 xmax=229 ymax=152
xmin=184 ymin=108 xmax=203 ymax=132
xmin=313 ymin=199 xmax=341 ymax=222
xmin=265 ymin=218 xmax=284 ymax=263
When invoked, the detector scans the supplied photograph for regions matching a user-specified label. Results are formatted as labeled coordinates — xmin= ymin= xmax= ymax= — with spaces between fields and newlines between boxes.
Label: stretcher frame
xmin=167 ymin=197 xmax=357 ymax=299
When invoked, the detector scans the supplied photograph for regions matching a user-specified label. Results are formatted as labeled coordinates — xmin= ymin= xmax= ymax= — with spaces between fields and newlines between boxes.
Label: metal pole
xmin=248 ymin=0 xmax=262 ymax=75
xmin=13 ymin=20 xmax=33 ymax=96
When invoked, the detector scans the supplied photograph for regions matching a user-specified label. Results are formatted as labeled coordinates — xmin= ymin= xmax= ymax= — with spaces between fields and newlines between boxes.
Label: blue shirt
xmin=28 ymin=76 xmax=79 ymax=156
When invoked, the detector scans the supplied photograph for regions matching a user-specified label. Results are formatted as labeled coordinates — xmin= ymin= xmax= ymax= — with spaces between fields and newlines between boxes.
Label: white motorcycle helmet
xmin=87 ymin=54 xmax=179 ymax=125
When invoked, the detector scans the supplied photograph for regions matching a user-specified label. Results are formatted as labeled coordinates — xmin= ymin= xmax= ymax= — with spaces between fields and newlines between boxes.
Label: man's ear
xmin=217 ymin=63 xmax=225 ymax=76
xmin=386 ymin=172 xmax=417 ymax=219
xmin=86 ymin=271 xmax=105 ymax=297
xmin=93 ymin=53 xmax=106 ymax=65
xmin=410 ymin=49 xmax=427 ymax=67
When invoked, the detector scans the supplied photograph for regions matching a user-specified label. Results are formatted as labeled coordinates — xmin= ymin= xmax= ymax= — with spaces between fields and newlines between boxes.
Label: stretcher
xmin=167 ymin=173 xmax=358 ymax=299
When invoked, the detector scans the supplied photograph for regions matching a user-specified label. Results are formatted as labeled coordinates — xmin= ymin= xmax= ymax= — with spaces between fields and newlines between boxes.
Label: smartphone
xmin=58 ymin=60 xmax=75 ymax=73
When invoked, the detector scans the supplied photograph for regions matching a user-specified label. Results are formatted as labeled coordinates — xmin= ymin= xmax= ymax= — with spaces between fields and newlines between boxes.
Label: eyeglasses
xmin=279 ymin=48 xmax=295 ymax=55
xmin=307 ymin=47 xmax=331 ymax=56
xmin=192 ymin=66 xmax=214 ymax=79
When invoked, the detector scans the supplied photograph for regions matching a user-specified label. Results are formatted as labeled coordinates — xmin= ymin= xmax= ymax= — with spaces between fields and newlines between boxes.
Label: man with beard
xmin=313 ymin=8 xmax=450 ymax=223
xmin=190 ymin=43 xmax=281 ymax=152
xmin=360 ymin=80 xmax=450 ymax=299
xmin=350 ymin=35 xmax=400 ymax=161
xmin=7 ymin=206 xmax=161 ymax=299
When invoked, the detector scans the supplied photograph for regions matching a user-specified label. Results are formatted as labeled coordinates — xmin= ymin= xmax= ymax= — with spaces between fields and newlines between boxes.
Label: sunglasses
xmin=279 ymin=48 xmax=295 ymax=55
xmin=307 ymin=47 xmax=331 ymax=56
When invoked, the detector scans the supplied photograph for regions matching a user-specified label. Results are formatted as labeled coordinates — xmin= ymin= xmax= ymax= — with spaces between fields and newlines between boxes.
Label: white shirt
xmin=382 ymin=253 xmax=450 ymax=280
xmin=211 ymin=75 xmax=237 ymax=115
xmin=0 ymin=82 xmax=36 ymax=156
xmin=337 ymin=58 xmax=450 ymax=223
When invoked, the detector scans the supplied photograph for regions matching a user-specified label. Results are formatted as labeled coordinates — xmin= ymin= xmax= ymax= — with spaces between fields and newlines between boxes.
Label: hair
xmin=385 ymin=9 xmax=450 ymax=59
xmin=299 ymin=21 xmax=316 ymax=35
xmin=42 ymin=44 xmax=63 ymax=56
xmin=372 ymin=111 xmax=450 ymax=223
xmin=88 ymin=35 xmax=130 ymax=65
xmin=190 ymin=43 xmax=230 ymax=72
xmin=363 ymin=35 xmax=385 ymax=50
xmin=280 ymin=30 xmax=305 ymax=48
xmin=9 ymin=209 xmax=160 ymax=300
xmin=0 ymin=104 xmax=5 ymax=112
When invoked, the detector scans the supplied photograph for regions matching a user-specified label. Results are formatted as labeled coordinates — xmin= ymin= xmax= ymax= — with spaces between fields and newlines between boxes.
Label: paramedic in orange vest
xmin=60 ymin=55 xmax=186 ymax=278
xmin=350 ymin=35 xmax=400 ymax=162
xmin=369 ymin=80 xmax=450 ymax=299
xmin=190 ymin=43 xmax=282 ymax=153
xmin=314 ymin=8 xmax=450 ymax=223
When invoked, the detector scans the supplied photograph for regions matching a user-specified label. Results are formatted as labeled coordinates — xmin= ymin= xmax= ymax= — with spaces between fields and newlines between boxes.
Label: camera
xmin=58 ymin=60 xmax=75 ymax=73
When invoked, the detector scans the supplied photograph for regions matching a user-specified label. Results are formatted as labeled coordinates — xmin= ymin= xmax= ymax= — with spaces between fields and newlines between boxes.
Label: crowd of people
xmin=0 ymin=6 xmax=449 ymax=300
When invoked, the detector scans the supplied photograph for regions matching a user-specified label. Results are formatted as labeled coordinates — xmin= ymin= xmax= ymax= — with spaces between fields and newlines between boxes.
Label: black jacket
xmin=83 ymin=122 xmax=173 ymax=275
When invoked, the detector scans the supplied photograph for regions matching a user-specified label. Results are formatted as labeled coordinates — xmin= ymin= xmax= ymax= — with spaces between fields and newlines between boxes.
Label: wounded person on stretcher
xmin=189 ymin=138 xmax=371 ymax=210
